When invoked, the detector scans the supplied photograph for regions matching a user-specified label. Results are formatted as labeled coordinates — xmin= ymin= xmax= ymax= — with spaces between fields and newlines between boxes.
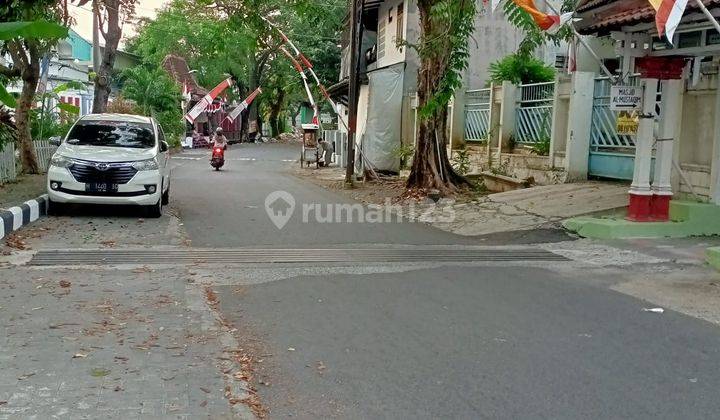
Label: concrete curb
xmin=0 ymin=194 xmax=48 ymax=240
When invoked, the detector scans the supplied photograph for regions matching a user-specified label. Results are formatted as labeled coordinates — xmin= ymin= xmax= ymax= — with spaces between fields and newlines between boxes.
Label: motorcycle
xmin=210 ymin=145 xmax=225 ymax=171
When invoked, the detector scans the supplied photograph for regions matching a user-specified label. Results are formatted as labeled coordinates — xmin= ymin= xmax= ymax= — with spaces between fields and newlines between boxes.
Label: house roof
xmin=575 ymin=0 xmax=720 ymax=35
xmin=161 ymin=54 xmax=208 ymax=97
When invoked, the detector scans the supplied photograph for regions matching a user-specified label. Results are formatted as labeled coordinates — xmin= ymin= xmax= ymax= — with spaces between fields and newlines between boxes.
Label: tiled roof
xmin=161 ymin=54 xmax=208 ymax=97
xmin=576 ymin=0 xmax=720 ymax=34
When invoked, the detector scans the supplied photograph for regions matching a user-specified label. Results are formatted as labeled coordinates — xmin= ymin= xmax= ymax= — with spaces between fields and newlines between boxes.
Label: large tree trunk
xmin=268 ymin=88 xmax=285 ymax=138
xmin=406 ymin=0 xmax=467 ymax=194
xmin=8 ymin=41 xmax=40 ymax=174
xmin=92 ymin=0 xmax=122 ymax=113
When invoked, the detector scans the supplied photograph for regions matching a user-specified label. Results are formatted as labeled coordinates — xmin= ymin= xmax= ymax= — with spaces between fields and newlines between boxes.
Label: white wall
xmin=377 ymin=0 xmax=407 ymax=68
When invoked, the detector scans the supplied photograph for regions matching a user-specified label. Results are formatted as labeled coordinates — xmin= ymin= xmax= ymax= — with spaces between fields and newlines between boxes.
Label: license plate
xmin=86 ymin=183 xmax=118 ymax=193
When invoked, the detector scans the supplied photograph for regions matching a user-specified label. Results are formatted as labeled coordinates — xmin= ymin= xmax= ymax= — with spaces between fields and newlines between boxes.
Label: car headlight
xmin=50 ymin=155 xmax=74 ymax=168
xmin=132 ymin=158 xmax=159 ymax=171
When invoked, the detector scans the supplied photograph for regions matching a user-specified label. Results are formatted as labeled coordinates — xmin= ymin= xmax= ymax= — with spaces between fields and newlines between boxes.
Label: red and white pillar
xmin=651 ymin=79 xmax=682 ymax=221
xmin=627 ymin=77 xmax=658 ymax=222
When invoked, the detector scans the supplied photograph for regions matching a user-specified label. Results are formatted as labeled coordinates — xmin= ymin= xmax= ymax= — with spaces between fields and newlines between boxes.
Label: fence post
xmin=564 ymin=72 xmax=595 ymax=181
xmin=711 ymin=74 xmax=720 ymax=204
xmin=498 ymin=81 xmax=517 ymax=159
xmin=549 ymin=77 xmax=561 ymax=167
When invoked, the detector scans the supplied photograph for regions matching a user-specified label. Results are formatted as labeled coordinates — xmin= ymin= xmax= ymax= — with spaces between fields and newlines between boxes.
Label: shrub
xmin=489 ymin=54 xmax=555 ymax=85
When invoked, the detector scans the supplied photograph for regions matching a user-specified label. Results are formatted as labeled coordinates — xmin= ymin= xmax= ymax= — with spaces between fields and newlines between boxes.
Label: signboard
xmin=610 ymin=86 xmax=643 ymax=111
xmin=616 ymin=111 xmax=639 ymax=136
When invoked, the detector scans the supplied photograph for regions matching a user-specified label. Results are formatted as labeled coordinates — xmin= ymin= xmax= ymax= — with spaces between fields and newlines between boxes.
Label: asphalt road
xmin=172 ymin=143 xmax=720 ymax=419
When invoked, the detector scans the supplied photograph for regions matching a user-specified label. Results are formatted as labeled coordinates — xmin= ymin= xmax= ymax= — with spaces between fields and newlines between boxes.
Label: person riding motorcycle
xmin=212 ymin=127 xmax=228 ymax=150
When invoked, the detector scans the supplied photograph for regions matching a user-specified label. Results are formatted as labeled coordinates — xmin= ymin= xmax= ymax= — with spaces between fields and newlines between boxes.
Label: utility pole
xmin=92 ymin=2 xmax=101 ymax=74
xmin=345 ymin=0 xmax=363 ymax=186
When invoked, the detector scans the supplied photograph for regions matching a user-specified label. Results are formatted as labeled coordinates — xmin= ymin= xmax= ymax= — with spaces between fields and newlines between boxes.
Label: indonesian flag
xmin=225 ymin=88 xmax=263 ymax=123
xmin=648 ymin=0 xmax=689 ymax=43
xmin=567 ymin=35 xmax=577 ymax=74
xmin=184 ymin=77 xmax=233 ymax=123
xmin=508 ymin=0 xmax=573 ymax=34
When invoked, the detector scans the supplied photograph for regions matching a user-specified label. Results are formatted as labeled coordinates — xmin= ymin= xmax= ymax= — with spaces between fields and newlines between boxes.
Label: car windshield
xmin=66 ymin=120 xmax=155 ymax=149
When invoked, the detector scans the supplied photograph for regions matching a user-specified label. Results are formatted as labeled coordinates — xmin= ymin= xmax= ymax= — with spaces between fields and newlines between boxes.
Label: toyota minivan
xmin=47 ymin=114 xmax=171 ymax=218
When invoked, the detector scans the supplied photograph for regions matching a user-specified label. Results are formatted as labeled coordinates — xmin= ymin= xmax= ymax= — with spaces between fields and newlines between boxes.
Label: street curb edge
xmin=0 ymin=194 xmax=48 ymax=240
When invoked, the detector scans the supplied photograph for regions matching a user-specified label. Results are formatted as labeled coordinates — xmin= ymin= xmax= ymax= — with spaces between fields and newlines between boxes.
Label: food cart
xmin=300 ymin=123 xmax=320 ymax=168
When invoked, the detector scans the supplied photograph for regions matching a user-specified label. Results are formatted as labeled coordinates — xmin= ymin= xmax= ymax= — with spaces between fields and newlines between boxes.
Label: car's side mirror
xmin=49 ymin=136 xmax=62 ymax=147
xmin=160 ymin=141 xmax=169 ymax=152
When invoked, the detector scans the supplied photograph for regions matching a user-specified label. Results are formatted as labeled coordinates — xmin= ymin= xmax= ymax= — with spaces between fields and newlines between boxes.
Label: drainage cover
xmin=27 ymin=248 xmax=568 ymax=266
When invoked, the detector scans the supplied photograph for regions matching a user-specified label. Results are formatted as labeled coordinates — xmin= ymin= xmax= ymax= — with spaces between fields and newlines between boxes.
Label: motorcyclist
xmin=212 ymin=127 xmax=228 ymax=150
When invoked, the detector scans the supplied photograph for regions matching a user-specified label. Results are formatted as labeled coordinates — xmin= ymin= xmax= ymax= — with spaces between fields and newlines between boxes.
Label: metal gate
xmin=464 ymin=88 xmax=491 ymax=142
xmin=515 ymin=82 xmax=554 ymax=144
xmin=588 ymin=76 xmax=661 ymax=180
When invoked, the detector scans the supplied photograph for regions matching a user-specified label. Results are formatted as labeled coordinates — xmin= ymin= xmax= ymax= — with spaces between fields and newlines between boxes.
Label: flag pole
xmin=693 ymin=0 xmax=720 ymax=34
xmin=540 ymin=0 xmax=617 ymax=81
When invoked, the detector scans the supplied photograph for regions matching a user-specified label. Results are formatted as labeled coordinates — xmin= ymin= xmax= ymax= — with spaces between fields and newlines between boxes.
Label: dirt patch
xmin=292 ymin=166 xmax=487 ymax=206
xmin=0 ymin=174 xmax=46 ymax=209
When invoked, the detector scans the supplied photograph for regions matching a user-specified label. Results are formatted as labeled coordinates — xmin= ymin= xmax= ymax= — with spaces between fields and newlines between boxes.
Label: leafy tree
xmin=72 ymin=0 xmax=138 ymax=113
xmin=489 ymin=53 xmax=555 ymax=85
xmin=120 ymin=65 xmax=184 ymax=144
xmin=406 ymin=0 xmax=477 ymax=192
xmin=0 ymin=2 xmax=69 ymax=173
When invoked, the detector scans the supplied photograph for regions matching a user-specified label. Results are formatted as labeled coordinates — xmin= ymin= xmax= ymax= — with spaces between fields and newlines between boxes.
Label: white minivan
xmin=47 ymin=113 xmax=171 ymax=218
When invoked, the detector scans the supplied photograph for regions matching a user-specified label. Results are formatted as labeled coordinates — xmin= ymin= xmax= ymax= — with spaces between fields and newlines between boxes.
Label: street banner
xmin=648 ymin=0 xmax=689 ymax=42
xmin=224 ymin=88 xmax=262 ymax=123
xmin=185 ymin=77 xmax=233 ymax=123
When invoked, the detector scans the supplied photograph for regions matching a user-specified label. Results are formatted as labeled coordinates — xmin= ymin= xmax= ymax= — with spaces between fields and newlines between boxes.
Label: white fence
xmin=515 ymin=81 xmax=555 ymax=144
xmin=35 ymin=140 xmax=57 ymax=173
xmin=0 ymin=141 xmax=58 ymax=184
xmin=464 ymin=88 xmax=492 ymax=142
xmin=0 ymin=143 xmax=16 ymax=184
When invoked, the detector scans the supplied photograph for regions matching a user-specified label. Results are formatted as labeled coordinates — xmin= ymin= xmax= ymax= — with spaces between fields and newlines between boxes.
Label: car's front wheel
xmin=162 ymin=184 xmax=170 ymax=205
xmin=47 ymin=199 xmax=64 ymax=216
xmin=145 ymin=198 xmax=163 ymax=218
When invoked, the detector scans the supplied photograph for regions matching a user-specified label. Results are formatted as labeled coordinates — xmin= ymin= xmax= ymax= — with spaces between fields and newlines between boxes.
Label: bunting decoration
xmin=184 ymin=77 xmax=233 ymax=124
xmin=224 ymin=88 xmax=262 ymax=123
xmin=648 ymin=0 xmax=689 ymax=42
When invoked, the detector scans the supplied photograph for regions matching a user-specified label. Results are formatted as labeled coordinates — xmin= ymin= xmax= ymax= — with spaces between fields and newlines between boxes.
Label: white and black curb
xmin=0 ymin=194 xmax=48 ymax=240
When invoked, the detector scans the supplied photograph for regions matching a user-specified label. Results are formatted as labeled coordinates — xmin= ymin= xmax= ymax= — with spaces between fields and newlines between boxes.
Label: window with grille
xmin=396 ymin=2 xmax=404 ymax=52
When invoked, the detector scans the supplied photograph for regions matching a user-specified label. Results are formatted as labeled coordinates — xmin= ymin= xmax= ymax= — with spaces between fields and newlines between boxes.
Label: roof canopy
xmin=575 ymin=0 xmax=720 ymax=35
xmin=161 ymin=54 xmax=208 ymax=97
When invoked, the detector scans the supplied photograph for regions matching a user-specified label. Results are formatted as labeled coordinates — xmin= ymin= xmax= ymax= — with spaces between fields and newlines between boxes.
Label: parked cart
xmin=300 ymin=124 xmax=320 ymax=168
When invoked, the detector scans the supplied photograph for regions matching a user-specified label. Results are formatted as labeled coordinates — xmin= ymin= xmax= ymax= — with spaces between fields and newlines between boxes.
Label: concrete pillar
xmin=711 ymin=75 xmax=720 ymax=205
xmin=651 ymin=79 xmax=682 ymax=220
xmin=548 ymin=77 xmax=560 ymax=166
xmin=628 ymin=78 xmax=659 ymax=221
xmin=564 ymin=72 xmax=595 ymax=181
xmin=497 ymin=81 xmax=517 ymax=158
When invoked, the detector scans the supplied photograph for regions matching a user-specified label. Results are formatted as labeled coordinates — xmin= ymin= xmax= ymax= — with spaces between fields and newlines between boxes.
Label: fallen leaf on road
xmin=59 ymin=280 xmax=71 ymax=288
xmin=72 ymin=353 xmax=88 ymax=359
xmin=17 ymin=373 xmax=35 ymax=380
xmin=316 ymin=361 xmax=326 ymax=375
xmin=90 ymin=368 xmax=111 ymax=377
xmin=200 ymin=387 xmax=210 ymax=394
xmin=287 ymin=347 xmax=295 ymax=352
xmin=642 ymin=307 xmax=665 ymax=313
xmin=200 ymin=400 xmax=207 ymax=407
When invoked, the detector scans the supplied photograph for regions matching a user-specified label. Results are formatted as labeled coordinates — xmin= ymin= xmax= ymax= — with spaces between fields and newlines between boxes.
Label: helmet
xmin=215 ymin=127 xmax=223 ymax=134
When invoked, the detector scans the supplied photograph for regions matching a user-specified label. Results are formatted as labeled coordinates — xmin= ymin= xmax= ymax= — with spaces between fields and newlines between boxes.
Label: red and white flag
xmin=648 ymin=0 xmax=689 ymax=43
xmin=185 ymin=77 xmax=233 ymax=123
xmin=495 ymin=0 xmax=572 ymax=34
xmin=567 ymin=36 xmax=577 ymax=74
xmin=225 ymin=88 xmax=263 ymax=123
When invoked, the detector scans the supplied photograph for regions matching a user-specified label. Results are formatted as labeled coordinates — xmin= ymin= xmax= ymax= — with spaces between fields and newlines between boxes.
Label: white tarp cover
xmin=363 ymin=64 xmax=404 ymax=172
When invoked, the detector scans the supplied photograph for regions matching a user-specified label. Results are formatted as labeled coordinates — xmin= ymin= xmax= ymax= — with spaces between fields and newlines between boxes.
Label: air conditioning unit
xmin=554 ymin=54 xmax=568 ymax=70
